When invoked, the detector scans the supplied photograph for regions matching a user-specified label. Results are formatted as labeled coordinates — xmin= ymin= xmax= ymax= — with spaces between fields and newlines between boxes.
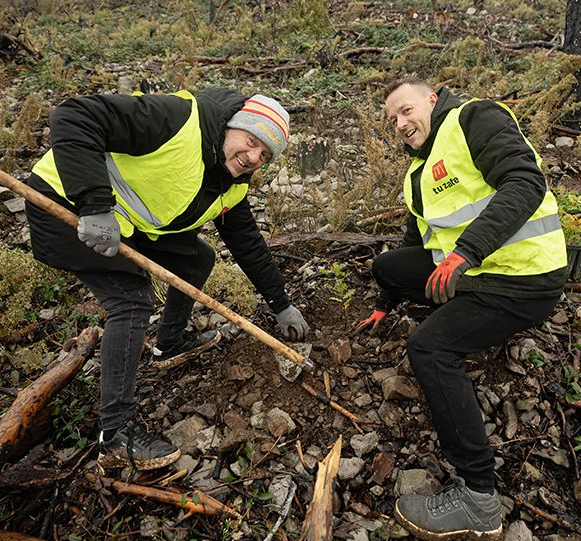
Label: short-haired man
xmin=357 ymin=78 xmax=566 ymax=540
xmin=26 ymin=88 xmax=309 ymax=471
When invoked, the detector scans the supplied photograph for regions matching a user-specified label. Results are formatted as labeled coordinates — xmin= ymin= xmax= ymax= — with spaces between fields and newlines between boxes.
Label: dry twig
xmin=104 ymin=478 xmax=242 ymax=520
xmin=515 ymin=495 xmax=581 ymax=535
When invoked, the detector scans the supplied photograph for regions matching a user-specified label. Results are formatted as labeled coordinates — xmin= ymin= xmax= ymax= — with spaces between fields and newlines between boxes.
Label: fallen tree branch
xmin=553 ymin=124 xmax=581 ymax=137
xmin=104 ymin=478 xmax=242 ymax=520
xmin=268 ymin=231 xmax=400 ymax=248
xmin=0 ymin=32 xmax=42 ymax=61
xmin=515 ymin=495 xmax=581 ymax=535
xmin=0 ymin=327 xmax=99 ymax=463
xmin=565 ymin=281 xmax=581 ymax=292
xmin=236 ymin=62 xmax=309 ymax=75
xmin=355 ymin=207 xmax=407 ymax=228
xmin=301 ymin=382 xmax=363 ymax=434
xmin=340 ymin=41 xmax=445 ymax=59
xmin=300 ymin=435 xmax=342 ymax=541
xmin=489 ymin=37 xmax=561 ymax=50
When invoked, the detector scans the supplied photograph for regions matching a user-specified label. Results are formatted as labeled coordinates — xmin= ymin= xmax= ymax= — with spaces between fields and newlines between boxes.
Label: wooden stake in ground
xmin=0 ymin=327 xmax=99 ymax=463
xmin=299 ymin=435 xmax=342 ymax=541
xmin=105 ymin=478 xmax=242 ymax=520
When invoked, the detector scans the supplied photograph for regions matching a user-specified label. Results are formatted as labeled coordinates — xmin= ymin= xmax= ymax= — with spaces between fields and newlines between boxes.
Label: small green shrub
xmin=563 ymin=364 xmax=581 ymax=405
xmin=555 ymin=188 xmax=581 ymax=245
xmin=321 ymin=262 xmax=355 ymax=311
xmin=204 ymin=258 xmax=258 ymax=316
xmin=0 ymin=245 xmax=58 ymax=341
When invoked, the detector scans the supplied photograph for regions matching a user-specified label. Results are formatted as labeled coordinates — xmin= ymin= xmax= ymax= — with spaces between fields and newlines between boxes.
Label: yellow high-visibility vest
xmin=33 ymin=90 xmax=248 ymax=240
xmin=403 ymin=99 xmax=567 ymax=276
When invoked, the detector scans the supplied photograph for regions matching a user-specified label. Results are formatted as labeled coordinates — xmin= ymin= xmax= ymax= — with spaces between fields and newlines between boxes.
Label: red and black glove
xmin=425 ymin=251 xmax=472 ymax=304
xmin=355 ymin=309 xmax=388 ymax=335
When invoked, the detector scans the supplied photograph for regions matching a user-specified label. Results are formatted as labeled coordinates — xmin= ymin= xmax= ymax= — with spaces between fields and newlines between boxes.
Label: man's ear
xmin=429 ymin=92 xmax=438 ymax=108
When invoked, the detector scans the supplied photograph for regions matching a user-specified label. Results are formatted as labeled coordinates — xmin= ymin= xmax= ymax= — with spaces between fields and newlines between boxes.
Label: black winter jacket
xmin=402 ymin=87 xmax=565 ymax=298
xmin=26 ymin=88 xmax=290 ymax=312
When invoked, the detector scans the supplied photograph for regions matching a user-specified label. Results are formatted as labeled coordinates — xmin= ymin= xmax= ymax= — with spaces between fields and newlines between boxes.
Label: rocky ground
xmin=1 ymin=173 xmax=581 ymax=540
xmin=1 ymin=1 xmax=581 ymax=536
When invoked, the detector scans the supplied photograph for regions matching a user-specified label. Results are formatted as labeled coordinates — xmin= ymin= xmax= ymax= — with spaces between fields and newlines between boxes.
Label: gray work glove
xmin=77 ymin=211 xmax=120 ymax=257
xmin=276 ymin=305 xmax=310 ymax=340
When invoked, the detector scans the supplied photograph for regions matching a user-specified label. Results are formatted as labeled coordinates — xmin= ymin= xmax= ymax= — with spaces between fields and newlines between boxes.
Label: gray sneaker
xmin=394 ymin=474 xmax=503 ymax=541
xmin=98 ymin=420 xmax=181 ymax=471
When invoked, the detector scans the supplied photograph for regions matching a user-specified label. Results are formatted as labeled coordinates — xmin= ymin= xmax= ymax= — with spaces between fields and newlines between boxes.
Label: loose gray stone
xmin=191 ymin=425 xmax=222 ymax=453
xmin=503 ymin=400 xmax=518 ymax=439
xmin=327 ymin=337 xmax=352 ymax=363
xmin=338 ymin=457 xmax=366 ymax=480
xmin=354 ymin=393 xmax=373 ymax=407
xmin=555 ymin=136 xmax=575 ymax=148
xmin=165 ymin=415 xmax=207 ymax=454
xmin=174 ymin=454 xmax=199 ymax=474
xmin=3 ymin=197 xmax=25 ymax=213
xmin=382 ymin=375 xmax=421 ymax=401
xmin=395 ymin=469 xmax=442 ymax=497
xmin=504 ymin=520 xmax=533 ymax=541
xmin=266 ymin=407 xmax=296 ymax=437
xmin=350 ymin=431 xmax=380 ymax=457
xmin=371 ymin=367 xmax=398 ymax=385
xmin=117 ymin=75 xmax=133 ymax=94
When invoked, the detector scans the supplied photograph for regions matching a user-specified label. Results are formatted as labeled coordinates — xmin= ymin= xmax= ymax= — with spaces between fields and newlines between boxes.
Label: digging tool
xmin=0 ymin=169 xmax=313 ymax=382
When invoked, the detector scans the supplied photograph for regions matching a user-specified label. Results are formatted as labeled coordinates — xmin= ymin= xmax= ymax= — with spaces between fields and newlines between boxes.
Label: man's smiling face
xmin=386 ymin=83 xmax=438 ymax=150
xmin=222 ymin=128 xmax=272 ymax=178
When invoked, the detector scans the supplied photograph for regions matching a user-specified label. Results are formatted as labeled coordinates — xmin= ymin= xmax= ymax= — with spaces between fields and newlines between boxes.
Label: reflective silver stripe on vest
xmin=106 ymin=153 xmax=163 ymax=227
xmin=429 ymin=213 xmax=561 ymax=264
xmin=427 ymin=193 xmax=496 ymax=231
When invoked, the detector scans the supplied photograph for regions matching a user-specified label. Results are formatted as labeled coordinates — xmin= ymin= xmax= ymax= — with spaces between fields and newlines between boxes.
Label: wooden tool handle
xmin=0 ymin=169 xmax=308 ymax=369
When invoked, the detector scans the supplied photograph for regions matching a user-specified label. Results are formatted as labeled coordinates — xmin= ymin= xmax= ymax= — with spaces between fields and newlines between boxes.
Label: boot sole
xmin=97 ymin=448 xmax=182 ymax=471
xmin=394 ymin=501 xmax=503 ymax=541
xmin=152 ymin=332 xmax=222 ymax=370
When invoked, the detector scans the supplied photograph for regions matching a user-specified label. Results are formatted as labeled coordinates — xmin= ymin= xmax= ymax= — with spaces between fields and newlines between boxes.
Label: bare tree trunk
xmin=564 ymin=0 xmax=581 ymax=54
xmin=564 ymin=0 xmax=581 ymax=102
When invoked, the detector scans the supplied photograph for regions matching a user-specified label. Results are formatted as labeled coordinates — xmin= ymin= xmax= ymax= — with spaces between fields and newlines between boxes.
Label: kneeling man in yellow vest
xmin=356 ymin=78 xmax=566 ymax=541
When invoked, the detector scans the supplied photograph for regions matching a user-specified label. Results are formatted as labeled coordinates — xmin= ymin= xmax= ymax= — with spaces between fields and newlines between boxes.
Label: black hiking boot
xmin=394 ymin=473 xmax=503 ymax=541
xmin=152 ymin=330 xmax=220 ymax=362
xmin=97 ymin=419 xmax=181 ymax=471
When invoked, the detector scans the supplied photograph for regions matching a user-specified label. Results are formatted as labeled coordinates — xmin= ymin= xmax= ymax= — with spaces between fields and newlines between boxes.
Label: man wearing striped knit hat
xmin=26 ymin=88 xmax=309 ymax=471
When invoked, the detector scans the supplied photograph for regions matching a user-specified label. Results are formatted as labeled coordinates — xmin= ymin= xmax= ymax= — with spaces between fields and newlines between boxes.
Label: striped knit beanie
xmin=227 ymin=94 xmax=290 ymax=160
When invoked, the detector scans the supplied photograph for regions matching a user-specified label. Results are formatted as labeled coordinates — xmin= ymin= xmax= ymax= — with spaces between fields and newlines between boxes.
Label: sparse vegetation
xmin=1 ymin=0 xmax=581 ymax=539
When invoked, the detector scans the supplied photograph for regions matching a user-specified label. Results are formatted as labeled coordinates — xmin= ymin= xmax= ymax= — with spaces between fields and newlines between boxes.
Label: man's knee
xmin=372 ymin=251 xmax=395 ymax=283
xmin=406 ymin=327 xmax=434 ymax=375
xmin=196 ymin=237 xmax=216 ymax=276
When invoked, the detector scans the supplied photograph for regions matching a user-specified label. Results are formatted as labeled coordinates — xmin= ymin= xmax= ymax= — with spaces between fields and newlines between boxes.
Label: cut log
xmin=299 ymin=435 xmax=342 ymax=541
xmin=0 ymin=327 xmax=99 ymax=463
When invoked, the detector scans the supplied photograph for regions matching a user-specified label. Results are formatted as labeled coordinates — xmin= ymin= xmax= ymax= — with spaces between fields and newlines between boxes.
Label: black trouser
xmin=26 ymin=195 xmax=216 ymax=432
xmin=372 ymin=246 xmax=559 ymax=492
xmin=75 ymin=238 xmax=216 ymax=432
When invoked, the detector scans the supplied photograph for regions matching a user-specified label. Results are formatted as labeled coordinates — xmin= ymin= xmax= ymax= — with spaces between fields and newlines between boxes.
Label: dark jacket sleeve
xmin=402 ymin=213 xmax=423 ymax=247
xmin=454 ymin=100 xmax=546 ymax=265
xmin=215 ymin=197 xmax=290 ymax=313
xmin=49 ymin=94 xmax=191 ymax=215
